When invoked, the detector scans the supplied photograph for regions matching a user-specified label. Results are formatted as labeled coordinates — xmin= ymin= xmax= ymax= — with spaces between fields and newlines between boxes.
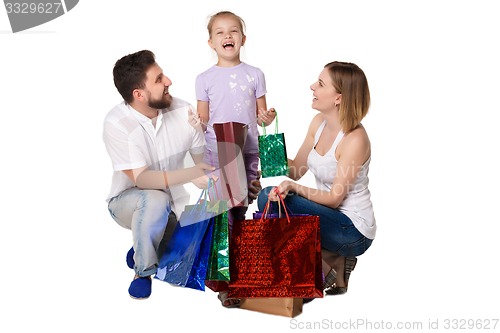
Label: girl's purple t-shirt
xmin=195 ymin=62 xmax=267 ymax=153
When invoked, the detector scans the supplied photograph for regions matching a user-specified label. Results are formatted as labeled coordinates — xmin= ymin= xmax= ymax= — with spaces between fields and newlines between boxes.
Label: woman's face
xmin=310 ymin=68 xmax=341 ymax=112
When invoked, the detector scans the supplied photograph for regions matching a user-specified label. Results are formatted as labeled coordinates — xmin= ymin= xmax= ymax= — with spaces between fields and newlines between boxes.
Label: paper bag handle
xmin=207 ymin=177 xmax=221 ymax=201
xmin=261 ymin=187 xmax=291 ymax=223
xmin=194 ymin=177 xmax=216 ymax=210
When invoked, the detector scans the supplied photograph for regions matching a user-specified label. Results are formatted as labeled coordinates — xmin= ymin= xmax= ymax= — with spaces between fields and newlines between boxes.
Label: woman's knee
xmin=335 ymin=236 xmax=373 ymax=257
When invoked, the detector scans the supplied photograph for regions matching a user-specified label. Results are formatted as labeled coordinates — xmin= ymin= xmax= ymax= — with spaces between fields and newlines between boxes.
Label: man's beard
xmin=148 ymin=94 xmax=172 ymax=109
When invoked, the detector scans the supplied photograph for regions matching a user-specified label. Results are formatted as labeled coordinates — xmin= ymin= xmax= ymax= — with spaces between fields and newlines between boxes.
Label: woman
xmin=257 ymin=61 xmax=376 ymax=295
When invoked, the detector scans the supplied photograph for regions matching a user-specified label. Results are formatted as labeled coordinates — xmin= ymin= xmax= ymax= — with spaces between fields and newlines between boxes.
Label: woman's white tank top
xmin=307 ymin=120 xmax=376 ymax=239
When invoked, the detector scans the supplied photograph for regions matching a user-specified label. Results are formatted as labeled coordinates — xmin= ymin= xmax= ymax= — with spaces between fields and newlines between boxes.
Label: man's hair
xmin=113 ymin=50 xmax=156 ymax=103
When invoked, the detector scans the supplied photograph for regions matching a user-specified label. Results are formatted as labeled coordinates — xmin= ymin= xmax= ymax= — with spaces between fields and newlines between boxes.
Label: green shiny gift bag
xmin=205 ymin=199 xmax=230 ymax=282
xmin=258 ymin=112 xmax=289 ymax=178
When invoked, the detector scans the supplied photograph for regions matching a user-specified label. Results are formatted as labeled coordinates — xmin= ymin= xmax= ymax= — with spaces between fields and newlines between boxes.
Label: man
xmin=103 ymin=50 xmax=214 ymax=299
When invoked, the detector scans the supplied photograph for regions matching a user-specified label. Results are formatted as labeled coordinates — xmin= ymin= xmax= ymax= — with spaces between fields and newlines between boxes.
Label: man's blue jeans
xmin=257 ymin=186 xmax=373 ymax=257
xmin=108 ymin=187 xmax=175 ymax=277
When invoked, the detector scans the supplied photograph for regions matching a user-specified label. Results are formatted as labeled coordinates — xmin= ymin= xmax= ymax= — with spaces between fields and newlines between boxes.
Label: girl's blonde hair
xmin=207 ymin=11 xmax=246 ymax=38
xmin=325 ymin=61 xmax=370 ymax=133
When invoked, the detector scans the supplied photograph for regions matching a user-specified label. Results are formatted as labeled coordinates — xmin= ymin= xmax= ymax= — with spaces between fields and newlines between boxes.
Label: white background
xmin=1 ymin=0 xmax=499 ymax=332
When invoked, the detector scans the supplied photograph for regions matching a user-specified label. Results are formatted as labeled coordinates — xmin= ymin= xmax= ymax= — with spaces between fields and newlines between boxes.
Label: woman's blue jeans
xmin=257 ymin=186 xmax=373 ymax=257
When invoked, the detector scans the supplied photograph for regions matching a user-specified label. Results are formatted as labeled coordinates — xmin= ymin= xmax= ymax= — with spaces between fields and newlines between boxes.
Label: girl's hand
xmin=188 ymin=108 xmax=201 ymax=128
xmin=248 ymin=170 xmax=262 ymax=204
xmin=257 ymin=107 xmax=276 ymax=126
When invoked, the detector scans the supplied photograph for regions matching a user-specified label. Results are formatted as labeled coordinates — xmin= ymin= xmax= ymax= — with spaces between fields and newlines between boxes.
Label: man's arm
xmin=122 ymin=163 xmax=215 ymax=190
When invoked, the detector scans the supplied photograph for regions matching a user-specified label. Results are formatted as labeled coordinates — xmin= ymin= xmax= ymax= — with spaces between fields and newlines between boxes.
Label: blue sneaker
xmin=126 ymin=247 xmax=134 ymax=269
xmin=128 ymin=276 xmax=152 ymax=299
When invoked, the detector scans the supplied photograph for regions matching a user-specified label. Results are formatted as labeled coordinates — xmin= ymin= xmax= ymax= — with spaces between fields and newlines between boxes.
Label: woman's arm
xmin=287 ymin=114 xmax=322 ymax=181
xmin=273 ymin=126 xmax=370 ymax=209
xmin=326 ymin=127 xmax=370 ymax=207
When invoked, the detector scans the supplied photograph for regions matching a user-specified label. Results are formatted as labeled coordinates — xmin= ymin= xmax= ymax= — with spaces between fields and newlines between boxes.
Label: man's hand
xmin=192 ymin=174 xmax=218 ymax=189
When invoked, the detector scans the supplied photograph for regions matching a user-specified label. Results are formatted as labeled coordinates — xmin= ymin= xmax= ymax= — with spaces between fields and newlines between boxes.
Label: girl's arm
xmin=256 ymin=96 xmax=276 ymax=127
xmin=196 ymin=100 xmax=210 ymax=131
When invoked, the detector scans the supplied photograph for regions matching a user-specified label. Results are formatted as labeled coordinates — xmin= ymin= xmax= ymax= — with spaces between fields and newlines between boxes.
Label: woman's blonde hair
xmin=325 ymin=61 xmax=370 ymax=133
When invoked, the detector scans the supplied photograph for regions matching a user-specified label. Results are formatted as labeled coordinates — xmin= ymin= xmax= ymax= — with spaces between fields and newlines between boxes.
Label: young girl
xmin=193 ymin=10 xmax=275 ymax=308
xmin=194 ymin=11 xmax=275 ymax=218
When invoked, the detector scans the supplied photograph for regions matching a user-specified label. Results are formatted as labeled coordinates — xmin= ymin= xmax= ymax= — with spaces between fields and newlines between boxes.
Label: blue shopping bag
xmin=155 ymin=181 xmax=217 ymax=291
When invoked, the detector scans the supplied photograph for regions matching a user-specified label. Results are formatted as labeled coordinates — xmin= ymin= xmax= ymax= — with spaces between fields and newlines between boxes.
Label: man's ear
xmin=132 ymin=89 xmax=143 ymax=101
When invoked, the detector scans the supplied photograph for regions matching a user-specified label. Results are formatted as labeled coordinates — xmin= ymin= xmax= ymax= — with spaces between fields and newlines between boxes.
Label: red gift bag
xmin=213 ymin=122 xmax=248 ymax=209
xmin=227 ymin=199 xmax=324 ymax=298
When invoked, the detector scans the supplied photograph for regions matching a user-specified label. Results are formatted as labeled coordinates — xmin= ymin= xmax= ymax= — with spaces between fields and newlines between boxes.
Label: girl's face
xmin=310 ymin=68 xmax=341 ymax=112
xmin=208 ymin=15 xmax=246 ymax=62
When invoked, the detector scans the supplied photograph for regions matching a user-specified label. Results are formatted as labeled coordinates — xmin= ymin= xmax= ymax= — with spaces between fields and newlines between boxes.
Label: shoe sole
xmin=129 ymin=295 xmax=150 ymax=300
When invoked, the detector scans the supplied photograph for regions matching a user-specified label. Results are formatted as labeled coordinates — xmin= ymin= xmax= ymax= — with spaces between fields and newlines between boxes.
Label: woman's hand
xmin=268 ymin=180 xmax=294 ymax=201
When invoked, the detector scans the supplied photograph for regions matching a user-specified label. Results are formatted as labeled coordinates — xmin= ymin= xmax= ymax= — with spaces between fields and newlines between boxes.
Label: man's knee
xmin=139 ymin=190 xmax=171 ymax=211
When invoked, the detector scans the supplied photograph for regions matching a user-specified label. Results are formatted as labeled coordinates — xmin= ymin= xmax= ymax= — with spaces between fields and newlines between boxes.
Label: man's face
xmin=142 ymin=63 xmax=173 ymax=109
